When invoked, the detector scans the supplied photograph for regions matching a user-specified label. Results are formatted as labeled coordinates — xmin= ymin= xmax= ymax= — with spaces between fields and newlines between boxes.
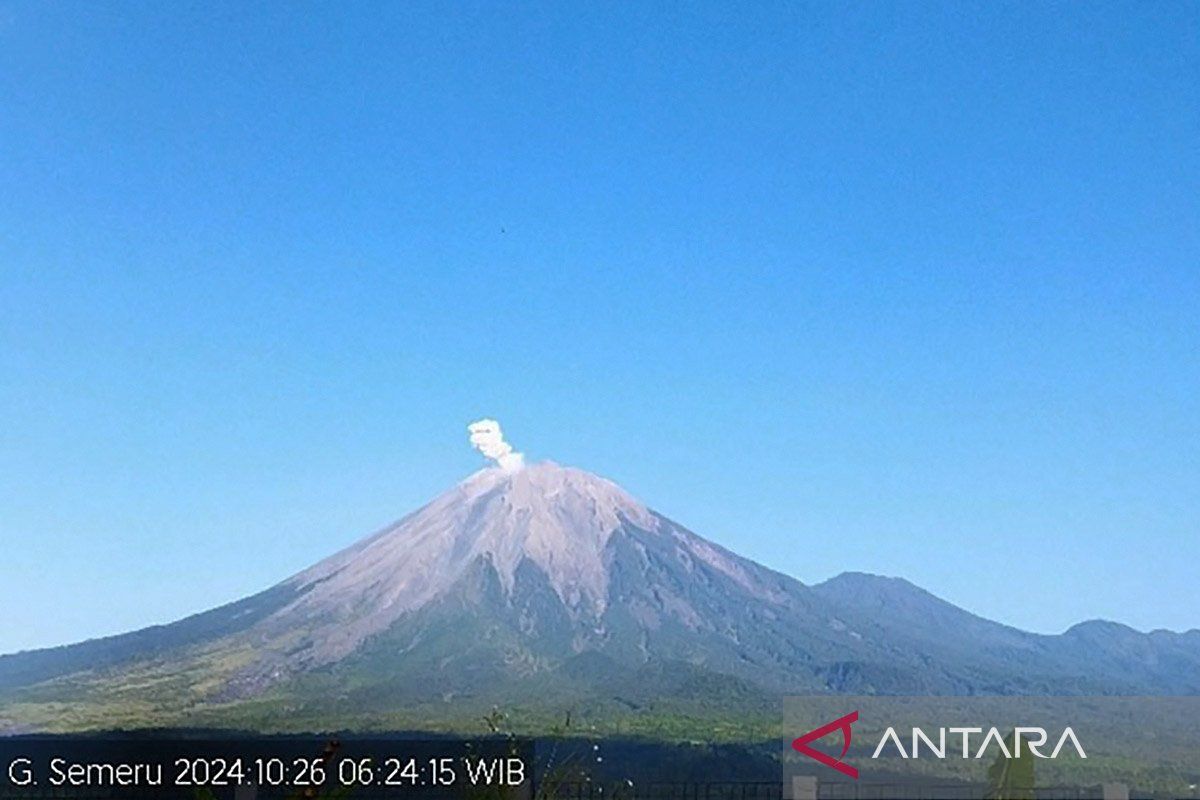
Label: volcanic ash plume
xmin=468 ymin=418 xmax=524 ymax=472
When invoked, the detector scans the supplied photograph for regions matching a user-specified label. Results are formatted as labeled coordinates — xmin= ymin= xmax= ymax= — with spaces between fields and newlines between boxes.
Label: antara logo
xmin=792 ymin=712 xmax=1087 ymax=779
xmin=791 ymin=711 xmax=860 ymax=779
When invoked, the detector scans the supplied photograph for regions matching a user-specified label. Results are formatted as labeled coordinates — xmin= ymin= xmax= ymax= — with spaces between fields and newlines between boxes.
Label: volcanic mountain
xmin=1 ymin=461 xmax=1197 ymax=733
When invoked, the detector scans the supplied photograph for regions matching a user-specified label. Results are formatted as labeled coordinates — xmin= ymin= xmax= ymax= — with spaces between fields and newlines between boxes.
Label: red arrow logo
xmin=791 ymin=710 xmax=859 ymax=779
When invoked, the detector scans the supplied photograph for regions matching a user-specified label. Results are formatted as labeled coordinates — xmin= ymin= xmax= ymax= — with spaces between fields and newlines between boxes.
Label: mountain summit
xmin=222 ymin=460 xmax=818 ymax=697
xmin=268 ymin=462 xmax=663 ymax=665
xmin=1 ymin=457 xmax=1198 ymax=732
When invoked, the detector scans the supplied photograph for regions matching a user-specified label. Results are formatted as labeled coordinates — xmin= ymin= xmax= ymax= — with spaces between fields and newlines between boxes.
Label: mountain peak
xmin=456 ymin=460 xmax=659 ymax=550
xmin=257 ymin=461 xmax=658 ymax=664
xmin=467 ymin=460 xmax=649 ymax=514
xmin=813 ymin=571 xmax=928 ymax=602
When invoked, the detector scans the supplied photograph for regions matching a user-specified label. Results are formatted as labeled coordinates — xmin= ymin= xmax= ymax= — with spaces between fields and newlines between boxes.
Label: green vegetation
xmin=985 ymin=731 xmax=1035 ymax=800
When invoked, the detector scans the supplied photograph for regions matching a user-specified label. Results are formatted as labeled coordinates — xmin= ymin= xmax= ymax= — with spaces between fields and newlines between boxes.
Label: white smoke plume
xmin=468 ymin=418 xmax=524 ymax=472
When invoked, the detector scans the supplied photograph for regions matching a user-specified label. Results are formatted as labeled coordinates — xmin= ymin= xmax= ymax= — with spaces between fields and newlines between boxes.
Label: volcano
xmin=1 ymin=460 xmax=1198 ymax=733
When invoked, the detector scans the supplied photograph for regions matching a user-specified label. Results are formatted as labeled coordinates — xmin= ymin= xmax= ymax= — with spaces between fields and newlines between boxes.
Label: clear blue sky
xmin=1 ymin=2 xmax=1197 ymax=654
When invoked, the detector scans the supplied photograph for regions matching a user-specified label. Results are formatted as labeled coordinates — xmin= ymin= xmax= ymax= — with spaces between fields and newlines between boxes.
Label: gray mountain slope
xmin=0 ymin=582 xmax=301 ymax=692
